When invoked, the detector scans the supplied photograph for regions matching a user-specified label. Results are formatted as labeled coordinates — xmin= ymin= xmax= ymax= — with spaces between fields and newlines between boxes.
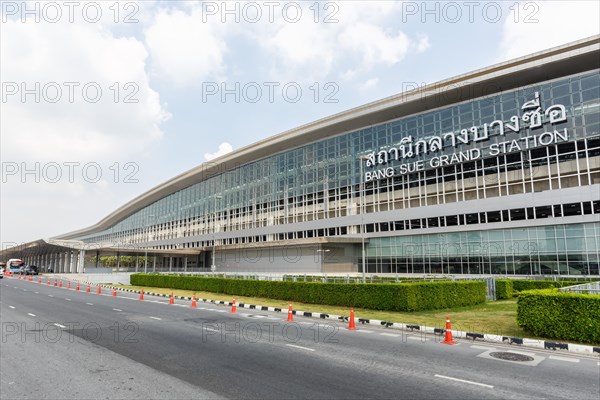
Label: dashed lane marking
xmin=549 ymin=355 xmax=580 ymax=363
xmin=286 ymin=344 xmax=315 ymax=352
xmin=48 ymin=295 xmax=54 ymax=297
xmin=9 ymin=306 xmax=15 ymax=309
xmin=149 ymin=316 xmax=162 ymax=321
xmin=380 ymin=333 xmax=401 ymax=337
xmin=471 ymin=345 xmax=497 ymax=351
xmin=355 ymin=330 xmax=374 ymax=334
xmin=27 ymin=313 xmax=36 ymax=317
xmin=65 ymin=298 xmax=71 ymax=301
xmin=434 ymin=374 xmax=493 ymax=389
xmin=86 ymin=303 xmax=94 ymax=306
xmin=54 ymin=323 xmax=67 ymax=329
xmin=113 ymin=308 xmax=122 ymax=312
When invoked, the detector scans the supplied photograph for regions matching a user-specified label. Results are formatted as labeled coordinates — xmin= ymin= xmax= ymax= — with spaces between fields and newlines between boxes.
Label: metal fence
xmin=558 ymin=281 xmax=600 ymax=294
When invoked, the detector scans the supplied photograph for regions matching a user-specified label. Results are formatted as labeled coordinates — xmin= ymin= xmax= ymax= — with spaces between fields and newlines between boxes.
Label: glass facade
xmin=74 ymin=69 xmax=600 ymax=275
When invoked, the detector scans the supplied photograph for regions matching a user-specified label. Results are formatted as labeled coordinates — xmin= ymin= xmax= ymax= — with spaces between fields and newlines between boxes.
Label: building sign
xmin=363 ymin=92 xmax=568 ymax=182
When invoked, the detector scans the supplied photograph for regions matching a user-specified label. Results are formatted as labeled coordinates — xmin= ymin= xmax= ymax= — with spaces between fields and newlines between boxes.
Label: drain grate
xmin=489 ymin=352 xmax=534 ymax=362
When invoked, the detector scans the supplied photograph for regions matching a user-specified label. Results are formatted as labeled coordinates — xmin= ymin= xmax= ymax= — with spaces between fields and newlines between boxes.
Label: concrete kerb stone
xmin=56 ymin=277 xmax=599 ymax=357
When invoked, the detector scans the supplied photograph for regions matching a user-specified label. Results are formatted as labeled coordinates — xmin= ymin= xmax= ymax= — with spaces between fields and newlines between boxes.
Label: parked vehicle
xmin=8 ymin=259 xmax=24 ymax=272
xmin=23 ymin=265 xmax=39 ymax=275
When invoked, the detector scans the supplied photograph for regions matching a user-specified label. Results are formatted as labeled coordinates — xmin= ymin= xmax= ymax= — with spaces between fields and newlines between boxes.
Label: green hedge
xmin=130 ymin=274 xmax=486 ymax=312
xmin=496 ymin=280 xmax=514 ymax=299
xmin=496 ymin=280 xmax=594 ymax=297
xmin=517 ymin=289 xmax=600 ymax=344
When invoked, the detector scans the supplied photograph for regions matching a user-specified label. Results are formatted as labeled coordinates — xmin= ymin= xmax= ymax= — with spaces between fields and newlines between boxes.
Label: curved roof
xmin=55 ymin=35 xmax=600 ymax=240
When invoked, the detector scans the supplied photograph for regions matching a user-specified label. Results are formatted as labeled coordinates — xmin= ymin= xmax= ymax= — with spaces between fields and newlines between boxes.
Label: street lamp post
xmin=144 ymin=214 xmax=155 ymax=273
xmin=212 ymin=195 xmax=222 ymax=273
xmin=359 ymin=156 xmax=369 ymax=282
xmin=316 ymin=248 xmax=330 ymax=273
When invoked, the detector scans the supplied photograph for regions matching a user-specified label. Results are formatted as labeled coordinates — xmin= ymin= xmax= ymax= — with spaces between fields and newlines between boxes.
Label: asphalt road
xmin=1 ymin=276 xmax=599 ymax=400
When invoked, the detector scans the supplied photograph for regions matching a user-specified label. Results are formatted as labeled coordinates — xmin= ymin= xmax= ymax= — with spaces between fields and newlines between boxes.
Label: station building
xmin=4 ymin=36 xmax=600 ymax=276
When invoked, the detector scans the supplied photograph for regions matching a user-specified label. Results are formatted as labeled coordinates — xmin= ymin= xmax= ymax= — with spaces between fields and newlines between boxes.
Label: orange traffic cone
xmin=112 ymin=287 xmax=117 ymax=297
xmin=348 ymin=308 xmax=356 ymax=330
xmin=231 ymin=298 xmax=237 ymax=313
xmin=169 ymin=292 xmax=175 ymax=305
xmin=140 ymin=289 xmax=144 ymax=301
xmin=38 ymin=277 xmax=41 ymax=284
xmin=76 ymin=282 xmax=80 ymax=291
xmin=54 ymin=279 xmax=57 ymax=287
xmin=442 ymin=316 xmax=458 ymax=345
xmin=287 ymin=303 xmax=294 ymax=322
xmin=191 ymin=295 xmax=197 ymax=308
xmin=29 ymin=276 xmax=32 ymax=281
xmin=58 ymin=280 xmax=62 ymax=288
xmin=97 ymin=286 xmax=101 ymax=295
xmin=47 ymin=279 xmax=50 ymax=285
xmin=86 ymin=284 xmax=90 ymax=293
xmin=67 ymin=281 xmax=71 ymax=289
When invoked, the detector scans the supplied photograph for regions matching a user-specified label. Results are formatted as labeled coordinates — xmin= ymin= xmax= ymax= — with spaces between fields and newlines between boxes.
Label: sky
xmin=1 ymin=0 xmax=599 ymax=247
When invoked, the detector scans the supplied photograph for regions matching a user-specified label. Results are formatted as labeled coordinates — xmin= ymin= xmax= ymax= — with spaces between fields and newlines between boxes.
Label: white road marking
xmin=204 ymin=327 xmax=220 ymax=333
xmin=355 ymin=329 xmax=373 ymax=334
xmin=407 ymin=336 xmax=426 ymax=341
xmin=9 ymin=306 xmax=15 ymax=309
xmin=48 ymin=295 xmax=53 ymax=297
xmin=65 ymin=298 xmax=71 ymax=301
xmin=86 ymin=303 xmax=94 ymax=306
xmin=435 ymin=374 xmax=494 ymax=389
xmin=380 ymin=332 xmax=401 ymax=337
xmin=54 ymin=323 xmax=67 ymax=329
xmin=34 ymin=292 xmax=39 ymax=294
xmin=113 ymin=308 xmax=122 ymax=312
xmin=149 ymin=316 xmax=162 ymax=321
xmin=471 ymin=345 xmax=497 ymax=351
xmin=286 ymin=344 xmax=315 ymax=352
xmin=27 ymin=313 xmax=36 ymax=317
xmin=549 ymin=355 xmax=580 ymax=363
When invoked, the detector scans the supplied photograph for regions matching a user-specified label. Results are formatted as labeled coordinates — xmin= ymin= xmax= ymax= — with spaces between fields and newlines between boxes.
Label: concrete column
xmin=116 ymin=252 xmax=121 ymax=272
xmin=77 ymin=250 xmax=85 ymax=273
xmin=135 ymin=255 xmax=139 ymax=273
xmin=70 ymin=252 xmax=75 ymax=273
xmin=95 ymin=251 xmax=100 ymax=269
xmin=169 ymin=256 xmax=173 ymax=273
xmin=152 ymin=256 xmax=156 ymax=272
xmin=184 ymin=256 xmax=188 ymax=273
xmin=64 ymin=252 xmax=70 ymax=273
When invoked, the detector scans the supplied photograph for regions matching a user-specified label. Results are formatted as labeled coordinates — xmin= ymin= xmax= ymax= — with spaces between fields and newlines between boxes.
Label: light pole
xmin=211 ymin=195 xmax=222 ymax=273
xmin=144 ymin=214 xmax=155 ymax=273
xmin=316 ymin=248 xmax=330 ymax=273
xmin=359 ymin=155 xmax=369 ymax=282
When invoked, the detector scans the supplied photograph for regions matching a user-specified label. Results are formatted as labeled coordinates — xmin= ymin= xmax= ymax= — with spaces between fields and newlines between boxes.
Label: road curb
xmin=52 ymin=277 xmax=600 ymax=357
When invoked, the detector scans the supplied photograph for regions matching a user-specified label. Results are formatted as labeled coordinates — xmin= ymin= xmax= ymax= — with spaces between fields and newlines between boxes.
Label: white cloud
xmin=144 ymin=6 xmax=228 ymax=85
xmin=359 ymin=78 xmax=379 ymax=91
xmin=0 ymin=14 xmax=169 ymax=244
xmin=415 ymin=35 xmax=431 ymax=53
xmin=498 ymin=1 xmax=600 ymax=60
xmin=204 ymin=142 xmax=233 ymax=161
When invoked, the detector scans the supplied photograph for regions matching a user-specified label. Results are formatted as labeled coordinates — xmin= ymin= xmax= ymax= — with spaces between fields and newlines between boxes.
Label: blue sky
xmin=1 ymin=0 xmax=599 ymax=245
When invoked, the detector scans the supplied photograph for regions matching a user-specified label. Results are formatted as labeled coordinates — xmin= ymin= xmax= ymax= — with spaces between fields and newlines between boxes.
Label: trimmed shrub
xmin=517 ymin=289 xmax=600 ymax=344
xmin=496 ymin=280 xmax=514 ymax=299
xmin=130 ymin=274 xmax=486 ymax=312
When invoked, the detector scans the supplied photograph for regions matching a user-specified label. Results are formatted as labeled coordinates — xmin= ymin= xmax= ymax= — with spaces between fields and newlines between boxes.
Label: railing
xmin=558 ymin=281 xmax=600 ymax=294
